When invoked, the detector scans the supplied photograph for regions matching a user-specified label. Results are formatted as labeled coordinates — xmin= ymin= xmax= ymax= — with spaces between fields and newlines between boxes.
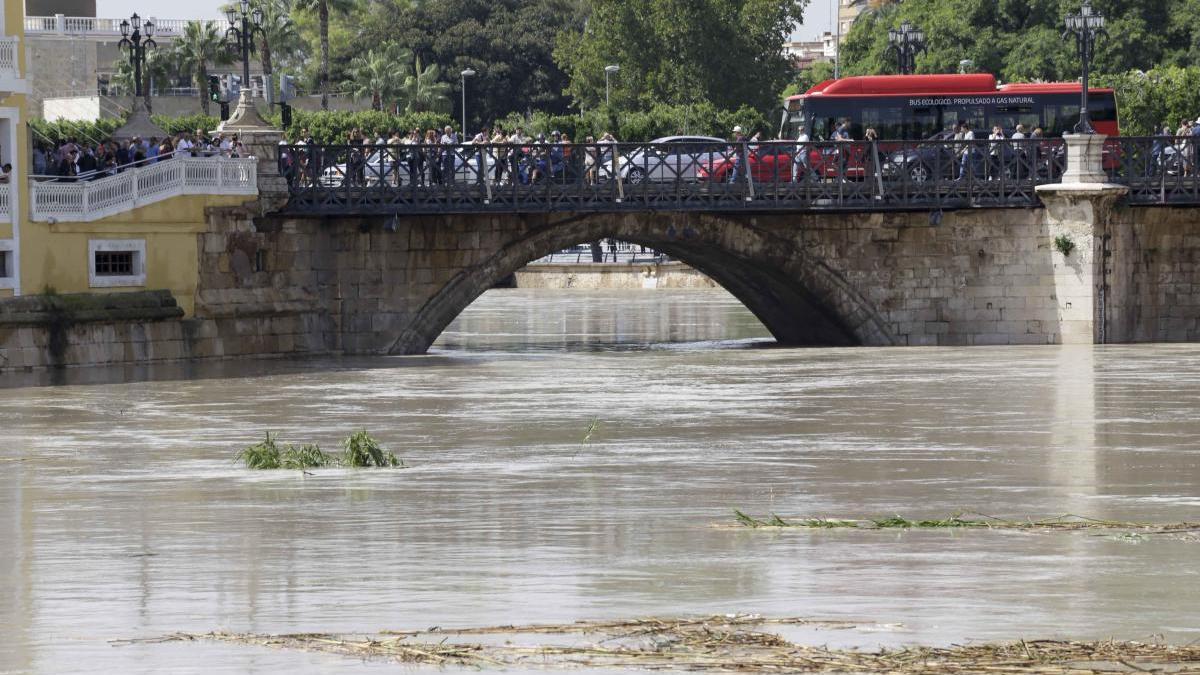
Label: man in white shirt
xmin=793 ymin=129 xmax=811 ymax=182
xmin=956 ymin=122 xmax=976 ymax=180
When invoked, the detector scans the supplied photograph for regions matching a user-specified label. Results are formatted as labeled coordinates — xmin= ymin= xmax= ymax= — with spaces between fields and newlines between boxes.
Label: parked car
xmin=696 ymin=142 xmax=796 ymax=183
xmin=619 ymin=136 xmax=729 ymax=184
xmin=316 ymin=146 xmax=483 ymax=187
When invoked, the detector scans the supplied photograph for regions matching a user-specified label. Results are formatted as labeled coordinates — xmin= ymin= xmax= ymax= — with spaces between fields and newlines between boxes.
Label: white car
xmin=619 ymin=135 xmax=729 ymax=184
xmin=317 ymin=147 xmax=484 ymax=187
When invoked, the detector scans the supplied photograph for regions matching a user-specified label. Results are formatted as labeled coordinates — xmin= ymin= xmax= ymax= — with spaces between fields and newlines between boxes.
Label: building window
xmin=0 ymin=251 xmax=8 ymax=278
xmin=95 ymin=251 xmax=134 ymax=276
xmin=88 ymin=239 xmax=146 ymax=288
xmin=254 ymin=248 xmax=267 ymax=272
xmin=0 ymin=245 xmax=13 ymax=289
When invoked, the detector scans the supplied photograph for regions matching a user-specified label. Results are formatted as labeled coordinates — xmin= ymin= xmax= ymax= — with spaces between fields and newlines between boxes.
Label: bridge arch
xmin=388 ymin=212 xmax=896 ymax=355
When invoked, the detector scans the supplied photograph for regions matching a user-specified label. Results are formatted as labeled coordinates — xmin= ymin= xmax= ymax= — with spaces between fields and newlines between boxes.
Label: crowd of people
xmin=33 ymin=130 xmax=250 ymax=181
xmin=282 ymin=125 xmax=623 ymax=188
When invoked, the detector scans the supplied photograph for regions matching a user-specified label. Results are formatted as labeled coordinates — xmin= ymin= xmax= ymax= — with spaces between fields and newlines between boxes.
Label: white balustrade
xmin=24 ymin=16 xmax=228 ymax=38
xmin=30 ymin=157 xmax=258 ymax=223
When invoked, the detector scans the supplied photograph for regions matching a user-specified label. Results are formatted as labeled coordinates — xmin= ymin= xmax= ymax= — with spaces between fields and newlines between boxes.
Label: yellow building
xmin=0 ymin=0 xmax=30 ymax=298
xmin=1 ymin=0 xmax=259 ymax=316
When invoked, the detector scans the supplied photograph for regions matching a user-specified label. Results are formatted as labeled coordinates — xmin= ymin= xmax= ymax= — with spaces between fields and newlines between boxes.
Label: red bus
xmin=780 ymin=73 xmax=1119 ymax=140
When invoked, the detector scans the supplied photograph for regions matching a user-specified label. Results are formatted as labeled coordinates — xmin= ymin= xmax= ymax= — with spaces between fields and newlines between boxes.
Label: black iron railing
xmin=1103 ymin=136 xmax=1200 ymax=205
xmin=280 ymin=138 xmax=1075 ymax=215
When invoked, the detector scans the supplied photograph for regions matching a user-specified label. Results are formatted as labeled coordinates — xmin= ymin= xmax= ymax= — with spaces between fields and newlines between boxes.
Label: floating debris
xmin=730 ymin=510 xmax=1200 ymax=534
xmin=119 ymin=615 xmax=1200 ymax=673
xmin=236 ymin=431 xmax=403 ymax=470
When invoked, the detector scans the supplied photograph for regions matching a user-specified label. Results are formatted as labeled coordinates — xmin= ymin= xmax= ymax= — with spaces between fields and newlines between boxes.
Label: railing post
xmin=81 ymin=181 xmax=89 ymax=215
xmin=55 ymin=13 xmax=65 ymax=34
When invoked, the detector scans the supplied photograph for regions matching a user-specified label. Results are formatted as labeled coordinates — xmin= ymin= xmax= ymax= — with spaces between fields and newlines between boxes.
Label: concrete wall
xmin=1108 ymin=207 xmax=1200 ymax=342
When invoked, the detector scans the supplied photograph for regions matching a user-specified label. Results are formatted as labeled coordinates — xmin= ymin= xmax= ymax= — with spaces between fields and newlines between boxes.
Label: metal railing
xmin=1102 ymin=136 xmax=1200 ymax=205
xmin=0 ymin=37 xmax=20 ymax=79
xmin=282 ymin=138 xmax=1067 ymax=215
xmin=24 ymin=16 xmax=229 ymax=38
xmin=0 ymin=181 xmax=12 ymax=222
xmin=30 ymin=155 xmax=257 ymax=222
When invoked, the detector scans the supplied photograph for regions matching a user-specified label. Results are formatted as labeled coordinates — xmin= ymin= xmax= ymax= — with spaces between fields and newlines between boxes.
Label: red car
xmin=697 ymin=144 xmax=798 ymax=183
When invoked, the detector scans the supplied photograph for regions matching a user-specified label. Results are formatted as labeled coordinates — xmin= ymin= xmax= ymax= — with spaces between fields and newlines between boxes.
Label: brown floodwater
xmin=1 ymin=288 xmax=1199 ymax=674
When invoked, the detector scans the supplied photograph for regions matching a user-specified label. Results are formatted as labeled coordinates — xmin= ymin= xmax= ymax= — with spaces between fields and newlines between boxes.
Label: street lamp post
xmin=1063 ymin=0 xmax=1107 ymax=134
xmin=118 ymin=13 xmax=156 ymax=102
xmin=886 ymin=22 xmax=926 ymax=75
xmin=460 ymin=68 xmax=476 ymax=136
xmin=113 ymin=12 xmax=167 ymax=141
xmin=604 ymin=64 xmax=619 ymax=106
xmin=225 ymin=0 xmax=265 ymax=92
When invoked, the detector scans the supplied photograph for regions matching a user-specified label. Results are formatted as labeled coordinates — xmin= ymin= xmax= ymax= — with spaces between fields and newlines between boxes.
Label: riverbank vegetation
xmin=731 ymin=510 xmax=1200 ymax=533
xmin=236 ymin=431 xmax=402 ymax=470
xmin=127 ymin=614 xmax=1200 ymax=672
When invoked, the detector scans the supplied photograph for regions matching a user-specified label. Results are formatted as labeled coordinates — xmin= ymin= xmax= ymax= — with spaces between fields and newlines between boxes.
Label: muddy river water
xmin=1 ymin=289 xmax=1199 ymax=674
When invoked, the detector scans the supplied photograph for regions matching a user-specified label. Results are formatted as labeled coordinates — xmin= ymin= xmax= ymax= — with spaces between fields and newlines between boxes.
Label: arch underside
xmin=389 ymin=212 xmax=896 ymax=355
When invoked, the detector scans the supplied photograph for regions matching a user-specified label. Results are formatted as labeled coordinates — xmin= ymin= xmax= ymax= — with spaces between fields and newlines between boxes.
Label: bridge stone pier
xmin=192 ymin=195 xmax=1200 ymax=356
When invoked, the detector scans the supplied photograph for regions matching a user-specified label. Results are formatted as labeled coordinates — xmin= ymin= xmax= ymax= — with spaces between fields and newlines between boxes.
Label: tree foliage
xmin=172 ymin=21 xmax=233 ymax=115
xmin=839 ymin=0 xmax=1198 ymax=83
xmin=555 ymin=0 xmax=808 ymax=114
xmin=353 ymin=0 xmax=584 ymax=129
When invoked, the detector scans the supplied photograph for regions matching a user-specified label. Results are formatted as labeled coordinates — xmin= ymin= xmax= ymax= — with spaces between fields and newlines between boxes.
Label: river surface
xmin=2 ymin=288 xmax=1199 ymax=674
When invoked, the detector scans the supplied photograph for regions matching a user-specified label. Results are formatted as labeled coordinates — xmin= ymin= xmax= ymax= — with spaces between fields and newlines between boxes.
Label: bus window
xmin=861 ymin=106 xmax=904 ymax=140
xmin=909 ymin=107 xmax=939 ymax=139
xmin=1089 ymin=95 xmax=1117 ymax=123
xmin=1045 ymin=105 xmax=1073 ymax=137
xmin=943 ymin=105 xmax=987 ymax=135
xmin=991 ymin=106 xmax=1039 ymax=134
xmin=811 ymin=116 xmax=831 ymax=141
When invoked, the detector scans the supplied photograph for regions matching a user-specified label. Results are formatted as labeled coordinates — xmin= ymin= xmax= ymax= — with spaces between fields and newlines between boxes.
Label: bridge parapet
xmin=278 ymin=136 xmax=1200 ymax=216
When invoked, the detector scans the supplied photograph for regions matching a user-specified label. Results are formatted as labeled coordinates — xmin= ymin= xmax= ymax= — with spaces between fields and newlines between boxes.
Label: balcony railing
xmin=24 ymin=16 xmax=229 ymax=38
xmin=30 ymin=156 xmax=257 ymax=223
xmin=0 ymin=37 xmax=20 ymax=80
xmin=0 ymin=181 xmax=12 ymax=223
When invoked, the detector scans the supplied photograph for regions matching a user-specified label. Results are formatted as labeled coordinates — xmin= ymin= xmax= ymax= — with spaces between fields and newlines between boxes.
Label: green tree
xmin=172 ymin=21 xmax=232 ymax=116
xmin=293 ymin=0 xmax=358 ymax=110
xmin=355 ymin=0 xmax=584 ymax=129
xmin=783 ymin=61 xmax=836 ymax=99
xmin=400 ymin=56 xmax=452 ymax=115
xmin=253 ymin=0 xmax=302 ymax=78
xmin=554 ymin=0 xmax=808 ymax=115
xmin=838 ymin=0 xmax=1193 ymax=83
xmin=344 ymin=45 xmax=412 ymax=111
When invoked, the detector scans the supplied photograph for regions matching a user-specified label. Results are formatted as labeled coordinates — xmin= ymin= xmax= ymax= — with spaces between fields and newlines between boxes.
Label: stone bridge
xmin=193 ymin=187 xmax=1198 ymax=357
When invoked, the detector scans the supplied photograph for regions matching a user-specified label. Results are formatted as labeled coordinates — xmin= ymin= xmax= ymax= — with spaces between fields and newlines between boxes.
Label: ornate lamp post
xmin=886 ymin=22 xmax=926 ymax=75
xmin=1063 ymin=0 xmax=1106 ymax=134
xmin=219 ymin=0 xmax=276 ymax=133
xmin=113 ymin=13 xmax=166 ymax=141
xmin=118 ymin=13 xmax=156 ymax=100
xmin=225 ymin=0 xmax=265 ymax=90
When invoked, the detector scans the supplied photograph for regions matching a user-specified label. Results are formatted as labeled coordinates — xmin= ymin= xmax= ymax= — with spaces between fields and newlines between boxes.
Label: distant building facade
xmin=785 ymin=32 xmax=837 ymax=70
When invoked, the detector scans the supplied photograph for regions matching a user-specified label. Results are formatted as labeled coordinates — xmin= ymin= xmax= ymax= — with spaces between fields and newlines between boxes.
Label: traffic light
xmin=279 ymin=75 xmax=296 ymax=103
xmin=208 ymin=75 xmax=220 ymax=102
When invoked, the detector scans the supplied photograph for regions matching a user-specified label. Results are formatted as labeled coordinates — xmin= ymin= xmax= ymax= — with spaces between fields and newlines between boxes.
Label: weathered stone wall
xmin=1107 ymin=207 xmax=1200 ymax=343
xmin=7 ymin=200 xmax=1200 ymax=371
xmin=0 ymin=288 xmax=331 ymax=371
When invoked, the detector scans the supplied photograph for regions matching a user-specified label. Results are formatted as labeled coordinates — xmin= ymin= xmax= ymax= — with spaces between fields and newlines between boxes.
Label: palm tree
xmin=111 ymin=47 xmax=178 ymax=113
xmin=293 ymin=0 xmax=356 ymax=110
xmin=344 ymin=45 xmax=410 ymax=110
xmin=255 ymin=0 xmax=301 ymax=78
xmin=400 ymin=55 xmax=452 ymax=114
xmin=173 ymin=21 xmax=231 ymax=115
